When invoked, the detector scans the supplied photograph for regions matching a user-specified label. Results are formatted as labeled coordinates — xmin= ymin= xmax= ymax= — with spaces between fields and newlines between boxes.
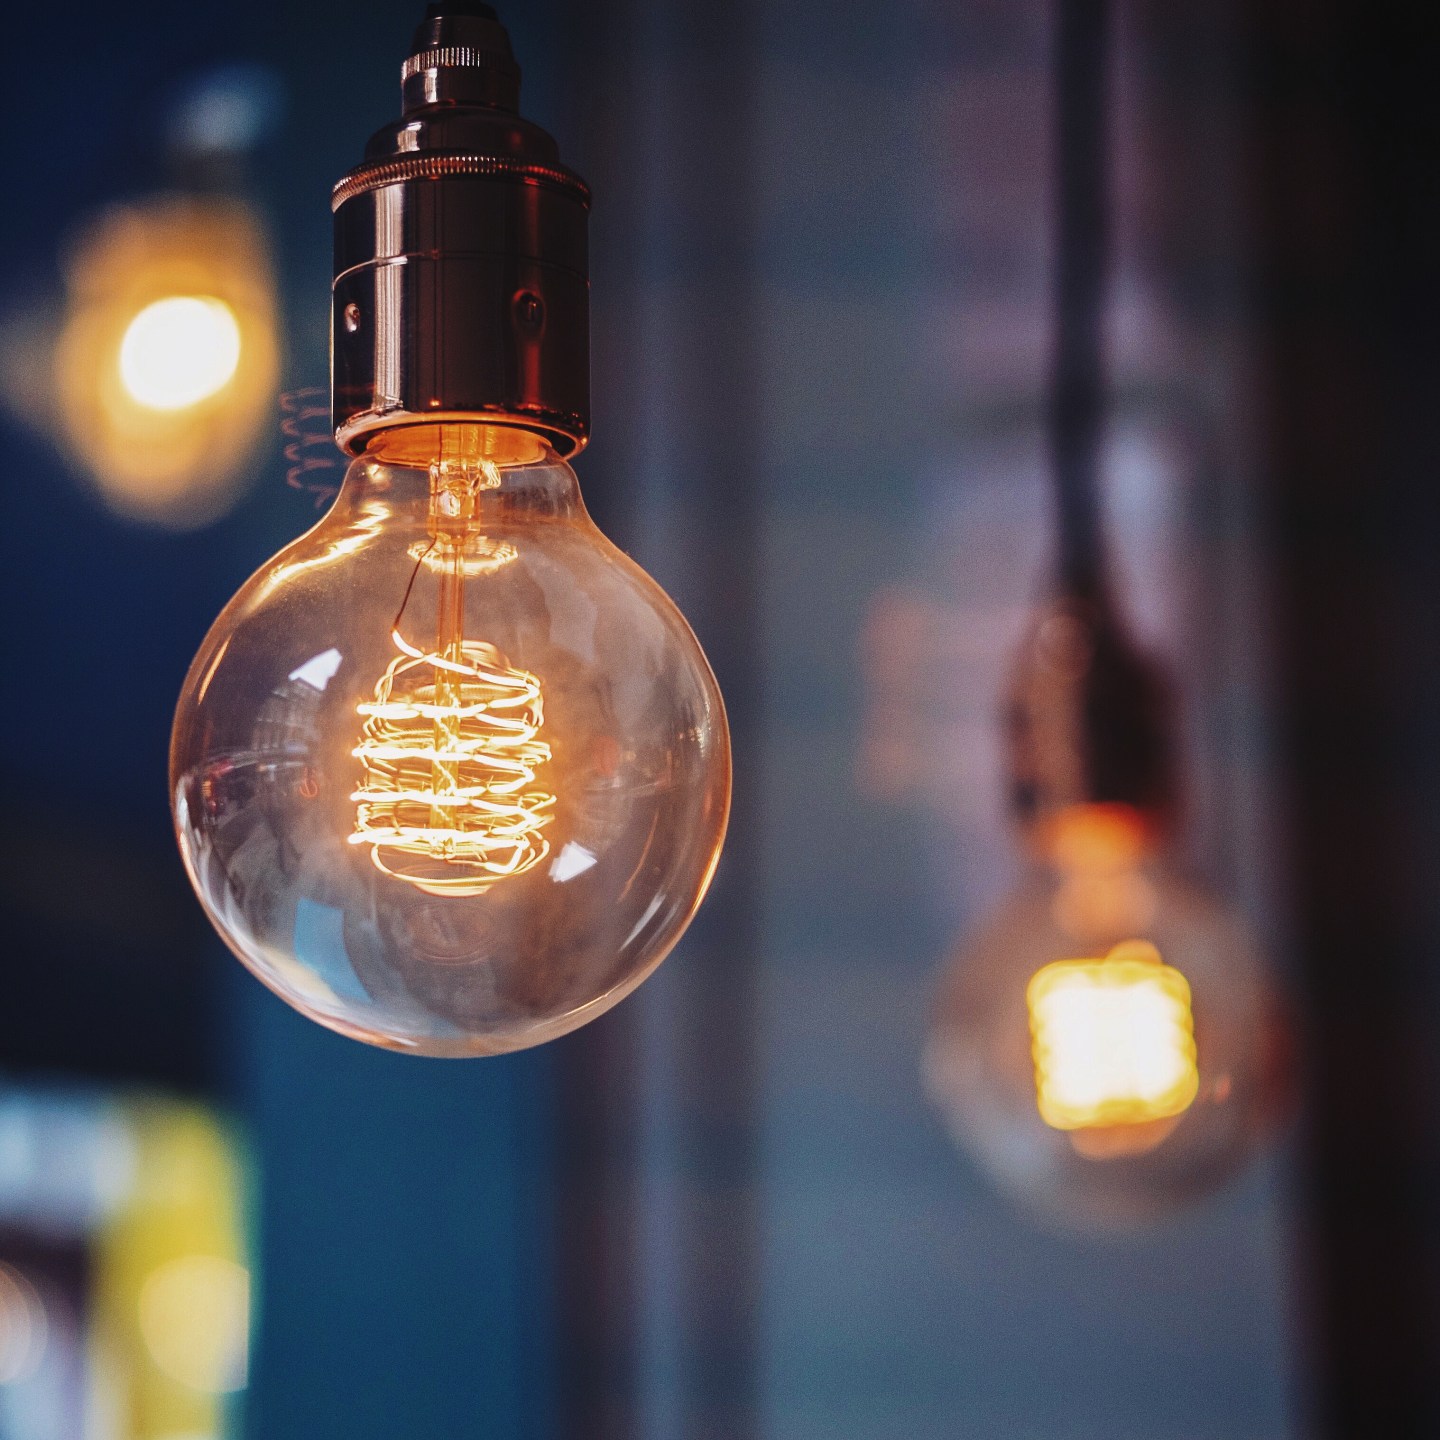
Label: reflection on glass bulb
xmin=118 ymin=295 xmax=242 ymax=411
xmin=926 ymin=804 xmax=1281 ymax=1226
xmin=172 ymin=423 xmax=730 ymax=1055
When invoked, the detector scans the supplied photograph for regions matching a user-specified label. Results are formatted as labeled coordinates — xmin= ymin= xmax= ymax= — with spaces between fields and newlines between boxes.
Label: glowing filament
xmin=350 ymin=632 xmax=554 ymax=896
xmin=1027 ymin=940 xmax=1198 ymax=1132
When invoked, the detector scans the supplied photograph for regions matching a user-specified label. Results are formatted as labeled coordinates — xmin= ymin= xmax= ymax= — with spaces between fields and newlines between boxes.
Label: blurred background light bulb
xmin=118 ymin=295 xmax=242 ymax=411
xmin=171 ymin=7 xmax=730 ymax=1055
xmin=49 ymin=194 xmax=279 ymax=528
xmin=927 ymin=801 xmax=1281 ymax=1220
xmin=925 ymin=599 xmax=1286 ymax=1225
xmin=0 ymin=60 xmax=285 ymax=532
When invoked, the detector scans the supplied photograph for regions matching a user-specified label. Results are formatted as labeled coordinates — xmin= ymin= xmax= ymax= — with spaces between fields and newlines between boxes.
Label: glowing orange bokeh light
xmin=118 ymin=295 xmax=242 ymax=412
xmin=53 ymin=196 xmax=279 ymax=527
xmin=1028 ymin=939 xmax=1199 ymax=1132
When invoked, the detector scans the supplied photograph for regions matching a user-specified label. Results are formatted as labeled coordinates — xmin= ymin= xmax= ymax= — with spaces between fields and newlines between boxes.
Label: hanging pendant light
xmin=169 ymin=4 xmax=732 ymax=1056
xmin=923 ymin=0 xmax=1287 ymax=1225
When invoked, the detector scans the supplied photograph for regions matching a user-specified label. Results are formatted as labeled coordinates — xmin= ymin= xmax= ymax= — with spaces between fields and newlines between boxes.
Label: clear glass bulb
xmin=172 ymin=423 xmax=730 ymax=1055
xmin=924 ymin=804 xmax=1283 ymax=1226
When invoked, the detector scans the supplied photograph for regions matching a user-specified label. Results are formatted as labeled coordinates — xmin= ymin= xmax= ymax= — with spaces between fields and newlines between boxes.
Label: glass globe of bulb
xmin=172 ymin=423 xmax=730 ymax=1055
xmin=924 ymin=804 xmax=1282 ymax=1226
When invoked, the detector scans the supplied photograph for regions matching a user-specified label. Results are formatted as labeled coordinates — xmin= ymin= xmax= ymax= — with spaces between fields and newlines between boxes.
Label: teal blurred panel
xmin=237 ymin=979 xmax=556 ymax=1440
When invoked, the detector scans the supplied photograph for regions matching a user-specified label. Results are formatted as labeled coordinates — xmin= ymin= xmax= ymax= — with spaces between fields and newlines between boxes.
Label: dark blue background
xmin=15 ymin=1 xmax=1434 ymax=1436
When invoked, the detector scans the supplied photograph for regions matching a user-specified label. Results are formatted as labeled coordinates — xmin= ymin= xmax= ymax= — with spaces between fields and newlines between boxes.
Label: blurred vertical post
xmin=1246 ymin=3 xmax=1440 ymax=1434
xmin=648 ymin=2 xmax=763 ymax=1428
xmin=545 ymin=0 xmax=643 ymax=1429
xmin=551 ymin=0 xmax=762 ymax=1434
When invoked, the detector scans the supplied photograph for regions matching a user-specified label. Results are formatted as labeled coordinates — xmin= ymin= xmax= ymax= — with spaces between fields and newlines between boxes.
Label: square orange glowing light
xmin=1027 ymin=941 xmax=1199 ymax=1131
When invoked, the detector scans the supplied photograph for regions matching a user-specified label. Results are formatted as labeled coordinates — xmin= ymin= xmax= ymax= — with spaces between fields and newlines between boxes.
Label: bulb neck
xmin=363 ymin=421 xmax=551 ymax=468
xmin=338 ymin=421 xmax=583 ymax=526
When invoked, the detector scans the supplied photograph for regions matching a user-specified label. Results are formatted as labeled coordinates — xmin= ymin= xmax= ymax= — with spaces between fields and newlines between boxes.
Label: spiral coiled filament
xmin=349 ymin=436 xmax=554 ymax=897
xmin=350 ymin=633 xmax=554 ymax=895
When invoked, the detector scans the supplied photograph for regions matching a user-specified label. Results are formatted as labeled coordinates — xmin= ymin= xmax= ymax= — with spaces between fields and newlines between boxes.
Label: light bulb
xmin=170 ymin=7 xmax=730 ymax=1054
xmin=48 ymin=195 xmax=279 ymax=527
xmin=926 ymin=804 xmax=1281 ymax=1223
xmin=925 ymin=592 xmax=1285 ymax=1224
xmin=173 ymin=424 xmax=729 ymax=1054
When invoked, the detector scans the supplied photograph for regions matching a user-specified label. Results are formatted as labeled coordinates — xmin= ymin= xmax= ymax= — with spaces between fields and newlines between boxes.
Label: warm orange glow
xmin=350 ymin=631 xmax=554 ymax=895
xmin=1043 ymin=802 xmax=1159 ymax=940
xmin=118 ymin=295 xmax=242 ymax=410
xmin=51 ymin=196 xmax=279 ymax=527
xmin=408 ymin=534 xmax=518 ymax=577
xmin=349 ymin=438 xmax=553 ymax=896
xmin=1028 ymin=940 xmax=1198 ymax=1131
xmin=1043 ymin=802 xmax=1151 ymax=871
xmin=368 ymin=421 xmax=545 ymax=469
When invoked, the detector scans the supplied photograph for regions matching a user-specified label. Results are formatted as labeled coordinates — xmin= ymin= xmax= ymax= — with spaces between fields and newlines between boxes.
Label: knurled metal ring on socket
xmin=401 ymin=45 xmax=516 ymax=81
xmin=331 ymin=153 xmax=591 ymax=212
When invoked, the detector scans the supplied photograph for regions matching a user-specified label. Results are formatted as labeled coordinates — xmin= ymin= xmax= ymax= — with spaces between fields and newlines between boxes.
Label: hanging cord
xmin=1009 ymin=0 xmax=1179 ymax=826
xmin=1049 ymin=0 xmax=1111 ymax=599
